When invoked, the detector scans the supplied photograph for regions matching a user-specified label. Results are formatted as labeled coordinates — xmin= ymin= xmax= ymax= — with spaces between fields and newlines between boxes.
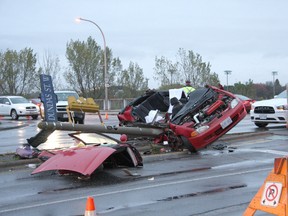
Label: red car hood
xmin=32 ymin=146 xmax=116 ymax=176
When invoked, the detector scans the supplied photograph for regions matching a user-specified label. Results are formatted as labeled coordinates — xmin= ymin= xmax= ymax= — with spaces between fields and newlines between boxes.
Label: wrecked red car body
xmin=32 ymin=133 xmax=143 ymax=176
xmin=118 ymin=85 xmax=247 ymax=152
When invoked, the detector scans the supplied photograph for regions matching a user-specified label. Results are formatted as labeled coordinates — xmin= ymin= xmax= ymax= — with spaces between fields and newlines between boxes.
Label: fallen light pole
xmin=38 ymin=121 xmax=165 ymax=137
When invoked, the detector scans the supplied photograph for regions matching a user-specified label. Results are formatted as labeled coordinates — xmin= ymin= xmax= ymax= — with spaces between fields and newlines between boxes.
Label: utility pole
xmin=272 ymin=71 xmax=278 ymax=97
xmin=224 ymin=70 xmax=232 ymax=91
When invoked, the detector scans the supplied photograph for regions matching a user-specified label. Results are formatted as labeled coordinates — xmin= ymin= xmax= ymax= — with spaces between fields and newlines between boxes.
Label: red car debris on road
xmin=31 ymin=133 xmax=143 ymax=177
xmin=28 ymin=77 xmax=246 ymax=178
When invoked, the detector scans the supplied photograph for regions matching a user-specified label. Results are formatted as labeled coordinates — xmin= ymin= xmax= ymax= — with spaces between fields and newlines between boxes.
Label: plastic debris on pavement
xmin=15 ymin=144 xmax=40 ymax=159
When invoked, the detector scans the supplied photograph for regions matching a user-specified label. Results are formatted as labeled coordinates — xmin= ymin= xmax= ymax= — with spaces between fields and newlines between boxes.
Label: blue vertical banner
xmin=40 ymin=74 xmax=58 ymax=122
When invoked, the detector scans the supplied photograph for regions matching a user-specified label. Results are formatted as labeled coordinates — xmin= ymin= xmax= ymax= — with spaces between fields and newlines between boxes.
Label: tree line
xmin=0 ymin=37 xmax=286 ymax=100
xmin=227 ymin=79 xmax=286 ymax=100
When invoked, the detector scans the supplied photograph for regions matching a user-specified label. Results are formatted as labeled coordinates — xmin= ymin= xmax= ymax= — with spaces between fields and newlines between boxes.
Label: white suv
xmin=0 ymin=96 xmax=39 ymax=120
xmin=250 ymin=90 xmax=288 ymax=127
xmin=54 ymin=90 xmax=85 ymax=124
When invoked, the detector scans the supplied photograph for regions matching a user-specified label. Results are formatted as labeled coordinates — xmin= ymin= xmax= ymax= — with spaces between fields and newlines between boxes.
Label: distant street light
xmin=75 ymin=17 xmax=108 ymax=110
xmin=272 ymin=71 xmax=278 ymax=97
xmin=224 ymin=70 xmax=232 ymax=91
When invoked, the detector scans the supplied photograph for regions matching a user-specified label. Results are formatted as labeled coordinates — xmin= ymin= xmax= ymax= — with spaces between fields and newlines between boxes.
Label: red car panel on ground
xmin=31 ymin=133 xmax=143 ymax=176
xmin=32 ymin=146 xmax=116 ymax=176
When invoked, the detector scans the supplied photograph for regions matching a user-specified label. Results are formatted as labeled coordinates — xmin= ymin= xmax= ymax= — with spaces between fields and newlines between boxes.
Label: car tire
xmin=31 ymin=115 xmax=38 ymax=120
xmin=180 ymin=136 xmax=196 ymax=153
xmin=11 ymin=109 xmax=19 ymax=120
xmin=255 ymin=122 xmax=268 ymax=128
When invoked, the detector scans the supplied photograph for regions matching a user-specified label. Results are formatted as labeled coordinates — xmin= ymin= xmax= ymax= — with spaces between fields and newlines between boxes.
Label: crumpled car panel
xmin=32 ymin=146 xmax=116 ymax=176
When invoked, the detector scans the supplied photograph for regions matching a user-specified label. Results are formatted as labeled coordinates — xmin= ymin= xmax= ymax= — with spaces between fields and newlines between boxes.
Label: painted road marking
xmin=0 ymin=167 xmax=271 ymax=214
xmin=236 ymin=148 xmax=288 ymax=156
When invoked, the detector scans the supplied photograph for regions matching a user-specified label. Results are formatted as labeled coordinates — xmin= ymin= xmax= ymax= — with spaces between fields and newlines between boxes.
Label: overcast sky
xmin=0 ymin=0 xmax=287 ymax=89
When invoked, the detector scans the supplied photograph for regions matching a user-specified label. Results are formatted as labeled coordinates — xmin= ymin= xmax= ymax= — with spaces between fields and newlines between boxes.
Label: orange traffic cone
xmin=105 ymin=112 xmax=109 ymax=120
xmin=85 ymin=196 xmax=96 ymax=216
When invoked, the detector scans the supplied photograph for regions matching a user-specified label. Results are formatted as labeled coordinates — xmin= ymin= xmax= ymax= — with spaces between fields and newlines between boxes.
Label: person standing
xmin=183 ymin=80 xmax=195 ymax=96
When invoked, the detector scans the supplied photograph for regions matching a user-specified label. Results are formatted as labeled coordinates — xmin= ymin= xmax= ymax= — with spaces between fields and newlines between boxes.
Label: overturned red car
xmin=31 ymin=133 xmax=143 ymax=177
xmin=118 ymin=85 xmax=247 ymax=152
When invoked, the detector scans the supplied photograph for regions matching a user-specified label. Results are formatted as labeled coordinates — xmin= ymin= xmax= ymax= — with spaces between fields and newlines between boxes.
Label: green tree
xmin=38 ymin=51 xmax=63 ymax=90
xmin=64 ymin=36 xmax=120 ymax=98
xmin=153 ymin=48 xmax=219 ymax=88
xmin=253 ymin=83 xmax=271 ymax=100
xmin=116 ymin=62 xmax=148 ymax=98
xmin=154 ymin=56 xmax=180 ymax=86
xmin=177 ymin=48 xmax=219 ymax=87
xmin=0 ymin=48 xmax=39 ymax=95
xmin=274 ymin=79 xmax=285 ymax=95
xmin=232 ymin=80 xmax=255 ymax=96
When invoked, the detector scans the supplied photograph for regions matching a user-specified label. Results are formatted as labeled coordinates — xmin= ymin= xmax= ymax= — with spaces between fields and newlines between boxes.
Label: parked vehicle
xmin=0 ymin=96 xmax=39 ymax=120
xmin=250 ymin=90 xmax=288 ymax=127
xmin=118 ymin=85 xmax=247 ymax=152
xmin=41 ymin=90 xmax=85 ymax=124
xmin=235 ymin=94 xmax=255 ymax=113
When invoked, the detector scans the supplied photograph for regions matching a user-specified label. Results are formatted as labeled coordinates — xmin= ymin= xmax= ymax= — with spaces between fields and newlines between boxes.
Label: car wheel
xmin=31 ymin=115 xmax=38 ymax=120
xmin=180 ymin=136 xmax=196 ymax=153
xmin=255 ymin=122 xmax=268 ymax=128
xmin=11 ymin=109 xmax=19 ymax=120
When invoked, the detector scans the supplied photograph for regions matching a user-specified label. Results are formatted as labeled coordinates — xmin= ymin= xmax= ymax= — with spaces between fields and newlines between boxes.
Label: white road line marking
xmin=236 ymin=148 xmax=288 ymax=156
xmin=0 ymin=167 xmax=271 ymax=213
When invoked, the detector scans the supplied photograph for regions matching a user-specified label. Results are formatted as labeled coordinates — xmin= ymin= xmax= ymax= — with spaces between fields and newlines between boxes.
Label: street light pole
xmin=76 ymin=17 xmax=108 ymax=110
xmin=224 ymin=70 xmax=232 ymax=91
xmin=272 ymin=71 xmax=278 ymax=97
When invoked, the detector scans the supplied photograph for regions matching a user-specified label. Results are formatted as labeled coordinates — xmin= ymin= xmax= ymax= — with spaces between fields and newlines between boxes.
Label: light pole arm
xmin=77 ymin=17 xmax=109 ymax=110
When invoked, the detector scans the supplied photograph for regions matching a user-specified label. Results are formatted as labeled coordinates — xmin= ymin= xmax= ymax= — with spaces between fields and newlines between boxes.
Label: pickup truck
xmin=54 ymin=90 xmax=85 ymax=124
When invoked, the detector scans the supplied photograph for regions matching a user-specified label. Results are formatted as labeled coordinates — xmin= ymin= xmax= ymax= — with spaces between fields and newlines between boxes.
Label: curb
xmin=0 ymin=154 xmax=40 ymax=169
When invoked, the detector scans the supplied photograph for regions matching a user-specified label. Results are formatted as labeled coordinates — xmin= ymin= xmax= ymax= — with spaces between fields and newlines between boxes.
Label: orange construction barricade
xmin=244 ymin=157 xmax=288 ymax=216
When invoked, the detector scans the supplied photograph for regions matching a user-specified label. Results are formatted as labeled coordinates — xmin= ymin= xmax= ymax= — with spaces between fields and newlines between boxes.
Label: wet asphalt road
xmin=1 ymin=130 xmax=288 ymax=215
xmin=0 ymin=114 xmax=287 ymax=215
xmin=0 ymin=114 xmax=278 ymax=154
